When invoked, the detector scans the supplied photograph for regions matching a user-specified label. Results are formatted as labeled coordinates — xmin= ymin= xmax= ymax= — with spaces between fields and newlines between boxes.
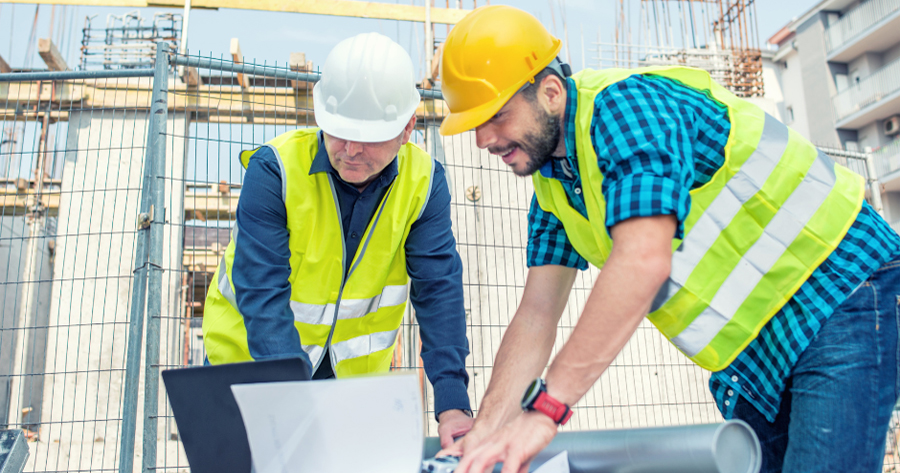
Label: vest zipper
xmin=316 ymin=175 xmax=395 ymax=374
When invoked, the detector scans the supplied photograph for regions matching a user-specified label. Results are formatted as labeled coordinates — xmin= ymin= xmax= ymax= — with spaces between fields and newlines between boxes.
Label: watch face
xmin=521 ymin=378 xmax=542 ymax=409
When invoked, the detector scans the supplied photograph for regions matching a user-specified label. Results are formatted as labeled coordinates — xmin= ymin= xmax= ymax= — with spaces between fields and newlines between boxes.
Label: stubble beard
xmin=509 ymin=108 xmax=562 ymax=177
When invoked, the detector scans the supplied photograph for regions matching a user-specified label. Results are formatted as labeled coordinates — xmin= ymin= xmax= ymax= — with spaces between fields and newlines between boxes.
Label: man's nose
xmin=345 ymin=140 xmax=364 ymax=157
xmin=474 ymin=124 xmax=496 ymax=150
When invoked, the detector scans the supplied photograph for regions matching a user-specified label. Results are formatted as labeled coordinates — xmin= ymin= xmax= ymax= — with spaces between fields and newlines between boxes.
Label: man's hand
xmin=453 ymin=412 xmax=557 ymax=473
xmin=437 ymin=409 xmax=475 ymax=448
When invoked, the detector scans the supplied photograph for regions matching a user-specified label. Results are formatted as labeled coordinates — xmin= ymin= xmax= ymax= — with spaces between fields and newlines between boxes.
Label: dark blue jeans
xmin=733 ymin=258 xmax=900 ymax=472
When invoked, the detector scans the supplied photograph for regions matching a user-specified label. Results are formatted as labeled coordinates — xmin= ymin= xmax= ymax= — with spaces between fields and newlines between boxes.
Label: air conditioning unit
xmin=885 ymin=116 xmax=900 ymax=136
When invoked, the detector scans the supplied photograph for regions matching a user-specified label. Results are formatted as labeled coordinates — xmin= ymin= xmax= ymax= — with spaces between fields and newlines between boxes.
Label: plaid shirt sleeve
xmin=591 ymin=76 xmax=697 ymax=239
xmin=526 ymin=194 xmax=589 ymax=270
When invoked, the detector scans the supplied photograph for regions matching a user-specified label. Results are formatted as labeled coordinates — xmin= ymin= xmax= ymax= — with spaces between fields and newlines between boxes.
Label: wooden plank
xmin=0 ymin=0 xmax=470 ymax=24
xmin=0 ymin=53 xmax=11 ymax=73
xmin=38 ymin=38 xmax=69 ymax=71
xmin=0 ymin=79 xmax=448 ymax=124
xmin=182 ymin=67 xmax=201 ymax=87
xmin=289 ymin=52 xmax=314 ymax=90
xmin=230 ymin=38 xmax=249 ymax=89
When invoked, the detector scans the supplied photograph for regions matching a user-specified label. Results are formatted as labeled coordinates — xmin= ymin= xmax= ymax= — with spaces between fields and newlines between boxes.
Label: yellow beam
xmin=0 ymin=190 xmax=61 ymax=217
xmin=1 ymin=0 xmax=471 ymax=24
xmin=0 ymin=54 xmax=11 ymax=73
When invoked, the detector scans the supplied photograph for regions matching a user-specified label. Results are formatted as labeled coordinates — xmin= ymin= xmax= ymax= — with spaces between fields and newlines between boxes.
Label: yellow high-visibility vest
xmin=532 ymin=66 xmax=864 ymax=371
xmin=203 ymin=129 xmax=435 ymax=377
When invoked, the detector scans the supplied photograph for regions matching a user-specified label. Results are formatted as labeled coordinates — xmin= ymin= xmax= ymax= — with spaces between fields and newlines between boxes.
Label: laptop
xmin=162 ymin=358 xmax=311 ymax=473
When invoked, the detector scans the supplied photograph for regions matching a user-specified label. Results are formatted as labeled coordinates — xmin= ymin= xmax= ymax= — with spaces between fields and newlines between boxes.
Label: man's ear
xmin=400 ymin=114 xmax=417 ymax=145
xmin=539 ymin=74 xmax=566 ymax=114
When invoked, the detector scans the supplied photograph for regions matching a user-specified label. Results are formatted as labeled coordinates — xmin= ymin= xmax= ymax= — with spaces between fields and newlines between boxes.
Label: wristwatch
xmin=521 ymin=378 xmax=573 ymax=425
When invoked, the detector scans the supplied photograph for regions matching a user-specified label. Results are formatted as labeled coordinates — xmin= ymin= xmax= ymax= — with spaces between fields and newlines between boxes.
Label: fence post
xmin=118 ymin=42 xmax=170 ymax=473
xmin=865 ymin=151 xmax=885 ymax=217
xmin=142 ymin=41 xmax=171 ymax=473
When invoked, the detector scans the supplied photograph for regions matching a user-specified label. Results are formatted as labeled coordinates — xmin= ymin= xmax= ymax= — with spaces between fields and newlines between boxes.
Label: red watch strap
xmin=533 ymin=391 xmax=573 ymax=425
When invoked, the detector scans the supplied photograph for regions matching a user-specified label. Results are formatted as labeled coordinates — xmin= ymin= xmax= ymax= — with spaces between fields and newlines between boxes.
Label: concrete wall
xmin=777 ymin=48 xmax=813 ymax=137
xmin=797 ymin=13 xmax=842 ymax=146
xmin=883 ymin=191 xmax=900 ymax=224
xmin=0 ymin=216 xmax=53 ymax=431
xmin=26 ymin=110 xmax=185 ymax=473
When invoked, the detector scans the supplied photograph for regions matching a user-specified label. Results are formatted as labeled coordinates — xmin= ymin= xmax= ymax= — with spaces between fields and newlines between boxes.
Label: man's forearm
xmin=476 ymin=265 xmax=577 ymax=429
xmin=545 ymin=215 xmax=676 ymax=406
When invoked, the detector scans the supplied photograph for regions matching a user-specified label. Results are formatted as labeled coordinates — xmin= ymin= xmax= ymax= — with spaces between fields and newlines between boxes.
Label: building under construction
xmin=594 ymin=0 xmax=763 ymax=98
xmin=0 ymin=1 xmax=898 ymax=472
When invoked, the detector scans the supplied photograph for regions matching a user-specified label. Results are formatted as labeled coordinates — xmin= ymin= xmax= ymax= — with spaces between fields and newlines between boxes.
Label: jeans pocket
xmin=896 ymin=295 xmax=900 ymax=399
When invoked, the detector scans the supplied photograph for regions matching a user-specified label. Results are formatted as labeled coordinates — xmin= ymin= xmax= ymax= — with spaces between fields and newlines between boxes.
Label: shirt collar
xmin=309 ymin=130 xmax=400 ymax=190
xmin=539 ymin=77 xmax=579 ymax=179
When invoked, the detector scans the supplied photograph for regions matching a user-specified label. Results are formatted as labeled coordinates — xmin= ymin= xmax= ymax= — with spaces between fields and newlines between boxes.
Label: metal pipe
xmin=865 ymin=152 xmax=885 ymax=217
xmin=141 ymin=40 xmax=170 ymax=473
xmin=423 ymin=421 xmax=761 ymax=473
xmin=0 ymin=68 xmax=154 ymax=82
xmin=117 ymin=48 xmax=164 ymax=473
xmin=168 ymin=54 xmax=445 ymax=99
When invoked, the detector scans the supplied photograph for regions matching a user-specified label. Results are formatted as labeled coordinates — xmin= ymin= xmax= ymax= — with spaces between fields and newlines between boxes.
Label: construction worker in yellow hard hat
xmin=202 ymin=32 xmax=474 ymax=446
xmin=438 ymin=5 xmax=900 ymax=473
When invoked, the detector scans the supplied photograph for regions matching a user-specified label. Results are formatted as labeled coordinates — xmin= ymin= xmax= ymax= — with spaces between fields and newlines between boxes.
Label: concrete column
xmin=29 ymin=109 xmax=185 ymax=473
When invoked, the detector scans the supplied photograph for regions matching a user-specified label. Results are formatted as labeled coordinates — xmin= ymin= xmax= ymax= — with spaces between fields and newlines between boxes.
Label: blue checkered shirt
xmin=527 ymin=74 xmax=900 ymax=422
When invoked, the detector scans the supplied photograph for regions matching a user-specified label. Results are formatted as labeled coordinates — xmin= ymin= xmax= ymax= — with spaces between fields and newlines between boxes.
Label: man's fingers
xmin=458 ymin=441 xmax=505 ymax=473
xmin=436 ymin=445 xmax=461 ymax=458
xmin=498 ymin=449 xmax=524 ymax=473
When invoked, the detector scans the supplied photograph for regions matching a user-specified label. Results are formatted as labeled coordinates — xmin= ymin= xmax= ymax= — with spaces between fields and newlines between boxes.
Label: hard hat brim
xmin=313 ymin=82 xmax=419 ymax=143
xmin=438 ymin=89 xmax=511 ymax=136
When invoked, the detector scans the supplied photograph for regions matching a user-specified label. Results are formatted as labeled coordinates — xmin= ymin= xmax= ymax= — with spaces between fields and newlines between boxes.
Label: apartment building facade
xmin=767 ymin=0 xmax=900 ymax=232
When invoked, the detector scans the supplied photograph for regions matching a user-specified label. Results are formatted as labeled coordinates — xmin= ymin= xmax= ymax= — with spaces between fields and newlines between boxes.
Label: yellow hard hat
xmin=439 ymin=5 xmax=562 ymax=136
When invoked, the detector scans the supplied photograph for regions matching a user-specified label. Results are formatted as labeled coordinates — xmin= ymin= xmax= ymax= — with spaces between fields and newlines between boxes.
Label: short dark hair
xmin=520 ymin=67 xmax=564 ymax=103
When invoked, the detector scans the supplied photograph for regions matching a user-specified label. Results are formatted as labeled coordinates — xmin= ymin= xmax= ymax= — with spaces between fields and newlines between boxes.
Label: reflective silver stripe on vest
xmin=670 ymin=148 xmax=837 ymax=357
xmin=303 ymin=344 xmax=325 ymax=367
xmin=289 ymin=284 xmax=409 ymax=326
xmin=331 ymin=329 xmax=400 ymax=365
xmin=262 ymin=144 xmax=288 ymax=203
xmin=651 ymin=113 xmax=790 ymax=312
xmin=218 ymin=255 xmax=240 ymax=310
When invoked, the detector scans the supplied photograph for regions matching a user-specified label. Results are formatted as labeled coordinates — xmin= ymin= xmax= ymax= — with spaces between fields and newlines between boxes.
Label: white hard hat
xmin=313 ymin=32 xmax=421 ymax=143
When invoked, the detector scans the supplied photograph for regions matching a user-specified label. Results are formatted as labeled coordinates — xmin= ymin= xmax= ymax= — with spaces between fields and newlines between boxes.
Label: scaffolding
xmin=79 ymin=11 xmax=181 ymax=70
xmin=595 ymin=0 xmax=764 ymax=98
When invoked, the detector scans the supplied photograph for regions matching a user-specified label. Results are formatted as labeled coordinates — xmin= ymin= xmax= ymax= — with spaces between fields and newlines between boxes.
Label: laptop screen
xmin=162 ymin=358 xmax=311 ymax=473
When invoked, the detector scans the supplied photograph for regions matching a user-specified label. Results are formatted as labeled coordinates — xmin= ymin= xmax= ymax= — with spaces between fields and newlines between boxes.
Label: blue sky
xmin=0 ymin=0 xmax=817 ymax=75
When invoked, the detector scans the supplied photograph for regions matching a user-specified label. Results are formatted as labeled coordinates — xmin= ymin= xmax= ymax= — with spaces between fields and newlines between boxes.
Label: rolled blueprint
xmin=423 ymin=420 xmax=761 ymax=473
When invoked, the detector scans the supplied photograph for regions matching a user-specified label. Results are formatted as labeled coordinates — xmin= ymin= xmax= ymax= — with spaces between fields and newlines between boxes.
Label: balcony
xmin=832 ymin=55 xmax=900 ymax=128
xmin=826 ymin=0 xmax=900 ymax=62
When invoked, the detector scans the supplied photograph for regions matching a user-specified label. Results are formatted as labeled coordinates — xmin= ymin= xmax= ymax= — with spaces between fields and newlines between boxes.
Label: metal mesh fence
xmin=0 ymin=69 xmax=156 ymax=472
xmin=1 ymin=43 xmax=898 ymax=472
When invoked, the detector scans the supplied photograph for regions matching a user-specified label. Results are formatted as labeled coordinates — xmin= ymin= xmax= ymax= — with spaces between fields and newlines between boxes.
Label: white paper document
xmin=533 ymin=451 xmax=570 ymax=473
xmin=231 ymin=374 xmax=423 ymax=473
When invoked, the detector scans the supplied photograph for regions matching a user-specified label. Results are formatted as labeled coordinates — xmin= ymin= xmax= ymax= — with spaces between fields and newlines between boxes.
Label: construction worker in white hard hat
xmin=202 ymin=32 xmax=474 ymax=446
xmin=437 ymin=6 xmax=900 ymax=473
